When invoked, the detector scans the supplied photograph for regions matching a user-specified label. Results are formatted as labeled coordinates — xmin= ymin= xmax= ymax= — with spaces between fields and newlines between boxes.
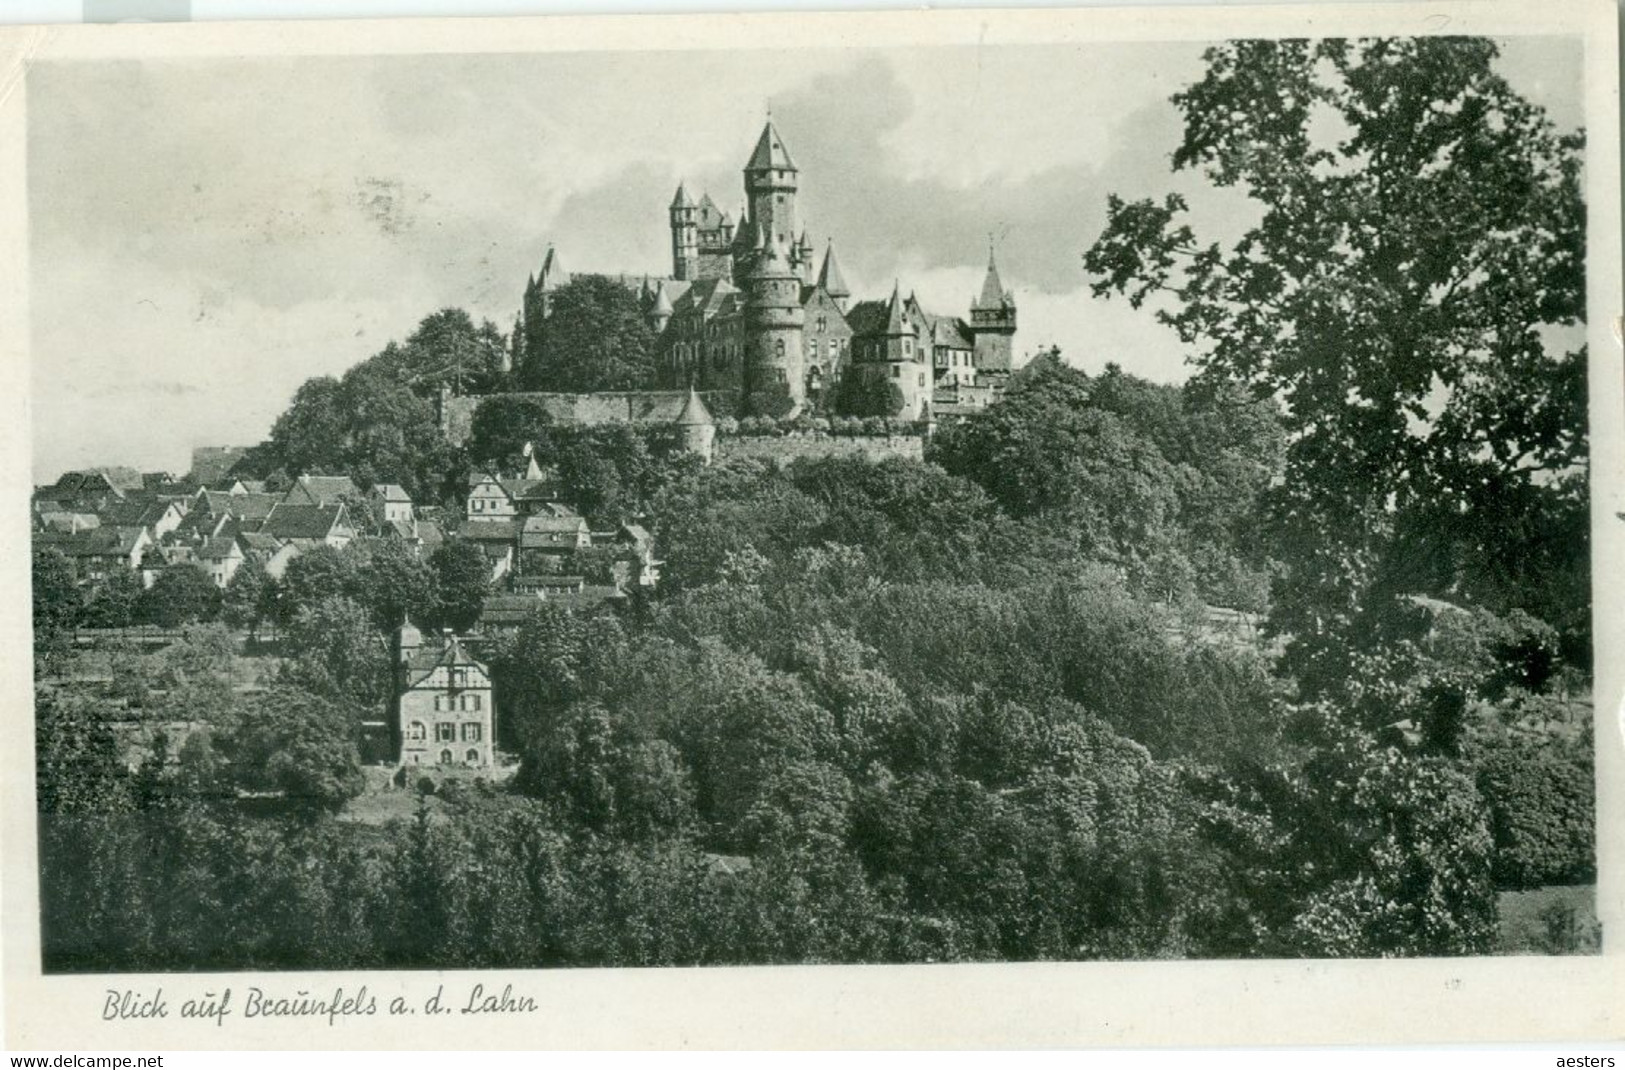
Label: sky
xmin=28 ymin=36 xmax=1584 ymax=482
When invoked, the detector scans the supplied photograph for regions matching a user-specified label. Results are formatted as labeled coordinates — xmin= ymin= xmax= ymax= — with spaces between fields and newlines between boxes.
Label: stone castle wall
xmin=715 ymin=433 xmax=924 ymax=464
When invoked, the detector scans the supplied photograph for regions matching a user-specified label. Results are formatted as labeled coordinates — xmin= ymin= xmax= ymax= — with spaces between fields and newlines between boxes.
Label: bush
xmin=1472 ymin=736 xmax=1595 ymax=889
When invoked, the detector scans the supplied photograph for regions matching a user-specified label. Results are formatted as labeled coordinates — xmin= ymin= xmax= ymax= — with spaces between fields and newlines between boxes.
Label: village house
xmin=37 ymin=525 xmax=153 ymax=585
xmin=283 ymin=474 xmax=359 ymax=509
xmin=518 ymin=513 xmax=591 ymax=573
xmin=260 ymin=503 xmax=353 ymax=550
xmin=196 ymin=535 xmax=245 ymax=589
xmin=396 ymin=620 xmax=495 ymax=769
xmin=371 ymin=483 xmax=414 ymax=524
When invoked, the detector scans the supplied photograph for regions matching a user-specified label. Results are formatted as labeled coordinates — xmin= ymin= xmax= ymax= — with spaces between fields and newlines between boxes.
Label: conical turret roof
xmin=652 ymin=281 xmax=673 ymax=316
xmin=883 ymin=281 xmax=908 ymax=335
xmin=670 ymin=182 xmax=696 ymax=210
xmin=817 ymin=242 xmax=850 ymax=297
xmin=677 ymin=386 xmax=711 ymax=426
xmin=974 ymin=247 xmax=1009 ymax=310
xmin=745 ymin=121 xmax=798 ymax=172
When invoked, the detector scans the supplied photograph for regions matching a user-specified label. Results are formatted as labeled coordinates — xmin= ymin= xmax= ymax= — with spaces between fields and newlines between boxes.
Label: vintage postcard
xmin=1 ymin=0 xmax=1621 ymax=1050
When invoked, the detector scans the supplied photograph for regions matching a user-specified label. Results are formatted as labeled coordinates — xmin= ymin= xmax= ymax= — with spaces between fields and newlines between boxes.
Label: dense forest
xmin=33 ymin=37 xmax=1596 ymax=968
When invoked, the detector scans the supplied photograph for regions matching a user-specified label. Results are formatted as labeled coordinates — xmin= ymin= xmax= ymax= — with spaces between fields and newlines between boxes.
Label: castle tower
xmin=744 ymin=122 xmax=799 ymax=253
xmin=649 ymin=280 xmax=673 ymax=333
xmin=675 ymin=385 xmax=716 ymax=464
xmin=744 ymin=238 xmax=806 ymax=413
xmin=670 ymin=183 xmax=699 ymax=281
xmin=968 ymin=246 xmax=1017 ymax=374
xmin=817 ymin=242 xmax=851 ymax=312
xmin=862 ymin=281 xmax=929 ymax=421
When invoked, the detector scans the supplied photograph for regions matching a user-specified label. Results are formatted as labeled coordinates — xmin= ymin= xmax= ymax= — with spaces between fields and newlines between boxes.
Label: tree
xmin=282 ymin=595 xmax=391 ymax=711
xmin=276 ymin=545 xmax=359 ymax=626
xmin=221 ymin=557 xmax=270 ymax=638
xmin=378 ymin=308 xmax=509 ymax=397
xmin=137 ymin=566 xmax=221 ymax=628
xmin=32 ymin=548 xmax=81 ymax=658
xmin=834 ymin=371 xmax=904 ymax=418
xmin=427 ymin=539 xmax=491 ymax=633
xmin=257 ymin=363 xmax=453 ymax=502
xmin=1083 ymin=38 xmax=1588 ymax=676
xmin=466 ymin=395 xmax=557 ymax=472
xmin=930 ymin=355 xmax=1183 ymax=562
xmin=226 ymin=685 xmax=366 ymax=813
xmin=84 ymin=568 xmax=144 ymax=631
xmin=521 ymin=275 xmax=656 ymax=393
xmin=1192 ymin=708 xmax=1498 ymax=957
xmin=348 ymin=538 xmax=435 ymax=632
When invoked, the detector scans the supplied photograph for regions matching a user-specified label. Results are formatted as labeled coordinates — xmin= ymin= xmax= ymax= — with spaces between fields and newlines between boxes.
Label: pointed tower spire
xmin=670 ymin=182 xmax=696 ymax=210
xmin=745 ymin=121 xmax=798 ymax=173
xmin=974 ymin=243 xmax=1008 ymax=310
xmin=817 ymin=242 xmax=851 ymax=300
xmin=884 ymin=280 xmax=907 ymax=335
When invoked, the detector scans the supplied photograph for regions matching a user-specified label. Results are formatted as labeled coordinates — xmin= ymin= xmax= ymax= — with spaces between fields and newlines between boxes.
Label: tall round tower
xmin=743 ymin=122 xmax=799 ymax=251
xmin=669 ymin=183 xmax=699 ymax=281
xmin=744 ymin=238 xmax=806 ymax=414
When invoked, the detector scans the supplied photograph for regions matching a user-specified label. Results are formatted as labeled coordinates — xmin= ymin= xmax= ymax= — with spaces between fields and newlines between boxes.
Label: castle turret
xmin=795 ymin=230 xmax=816 ymax=285
xmin=397 ymin=616 xmax=422 ymax=664
xmin=670 ymin=183 xmax=699 ymax=281
xmin=871 ymin=281 xmax=929 ymax=421
xmin=649 ymin=280 xmax=673 ymax=333
xmin=968 ymin=246 xmax=1017 ymax=374
xmin=817 ymin=241 xmax=851 ymax=312
xmin=744 ymin=122 xmax=799 ymax=252
xmin=675 ymin=385 xmax=716 ymax=464
xmin=744 ymin=238 xmax=806 ymax=413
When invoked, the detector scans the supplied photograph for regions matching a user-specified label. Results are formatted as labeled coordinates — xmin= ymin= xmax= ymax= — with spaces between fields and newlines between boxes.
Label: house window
xmin=775 ymin=338 xmax=785 ymax=359
xmin=439 ymin=749 xmax=453 ymax=765
xmin=465 ymin=749 xmax=480 ymax=765
xmin=892 ymin=365 xmax=901 ymax=379
xmin=473 ymin=499 xmax=483 ymax=512
xmin=919 ymin=373 xmax=926 ymax=387
xmin=437 ymin=722 xmax=456 ymax=743
xmin=462 ymin=693 xmax=482 ymax=712
xmin=462 ymin=722 xmax=482 ymax=742
xmin=407 ymin=721 xmax=426 ymax=741
xmin=453 ymin=668 xmax=468 ymax=688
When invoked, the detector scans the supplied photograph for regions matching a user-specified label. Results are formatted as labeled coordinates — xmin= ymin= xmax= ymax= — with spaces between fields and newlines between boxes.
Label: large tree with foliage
xmin=520 ymin=274 xmax=656 ymax=393
xmin=1083 ymin=38 xmax=1588 ymax=681
xmin=138 ymin=566 xmax=221 ymax=628
xmin=372 ymin=308 xmax=510 ymax=397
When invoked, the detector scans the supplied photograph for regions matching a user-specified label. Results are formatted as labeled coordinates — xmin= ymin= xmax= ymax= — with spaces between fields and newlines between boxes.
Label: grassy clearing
xmin=1495 ymin=883 xmax=1599 ymax=955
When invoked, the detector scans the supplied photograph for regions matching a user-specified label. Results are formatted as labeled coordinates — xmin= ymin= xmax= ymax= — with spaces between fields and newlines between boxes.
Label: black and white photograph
xmin=4 ymin=0 xmax=1622 ymax=1051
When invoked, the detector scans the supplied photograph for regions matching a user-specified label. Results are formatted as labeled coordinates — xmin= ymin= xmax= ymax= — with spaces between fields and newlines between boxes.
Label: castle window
xmin=466 ymin=749 xmax=480 ymax=765
xmin=437 ymin=722 xmax=456 ymax=743
xmin=919 ymin=373 xmax=926 ymax=387
xmin=439 ymin=749 xmax=453 ymax=765
xmin=462 ymin=723 xmax=482 ymax=742
xmin=407 ymin=721 xmax=426 ymax=741
xmin=892 ymin=366 xmax=901 ymax=379
xmin=775 ymin=339 xmax=785 ymax=359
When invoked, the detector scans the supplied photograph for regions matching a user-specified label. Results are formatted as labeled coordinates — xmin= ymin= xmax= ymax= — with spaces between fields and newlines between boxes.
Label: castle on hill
xmin=516 ymin=121 xmax=1019 ymax=422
